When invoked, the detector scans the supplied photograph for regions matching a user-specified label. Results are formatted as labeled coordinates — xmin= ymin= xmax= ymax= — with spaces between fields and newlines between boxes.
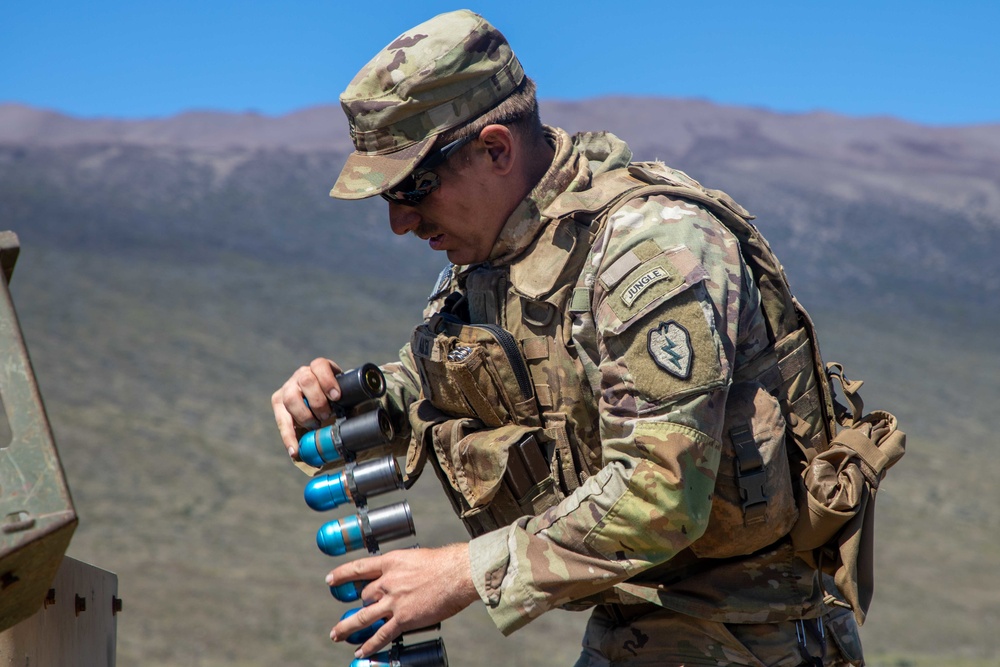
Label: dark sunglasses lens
xmin=381 ymin=136 xmax=473 ymax=204
xmin=382 ymin=176 xmax=416 ymax=204
xmin=382 ymin=171 xmax=439 ymax=205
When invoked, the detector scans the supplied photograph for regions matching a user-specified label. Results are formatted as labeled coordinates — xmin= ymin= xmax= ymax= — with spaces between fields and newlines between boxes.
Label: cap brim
xmin=330 ymin=137 xmax=436 ymax=200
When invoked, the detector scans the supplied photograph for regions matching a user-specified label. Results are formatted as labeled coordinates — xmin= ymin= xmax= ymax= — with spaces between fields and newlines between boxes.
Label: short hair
xmin=437 ymin=77 xmax=544 ymax=148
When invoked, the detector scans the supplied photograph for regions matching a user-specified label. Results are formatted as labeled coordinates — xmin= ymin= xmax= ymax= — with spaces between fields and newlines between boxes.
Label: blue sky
xmin=2 ymin=0 xmax=997 ymax=126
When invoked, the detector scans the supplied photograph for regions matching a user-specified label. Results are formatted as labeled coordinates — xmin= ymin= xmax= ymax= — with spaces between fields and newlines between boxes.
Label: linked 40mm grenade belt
xmin=294 ymin=363 xmax=448 ymax=667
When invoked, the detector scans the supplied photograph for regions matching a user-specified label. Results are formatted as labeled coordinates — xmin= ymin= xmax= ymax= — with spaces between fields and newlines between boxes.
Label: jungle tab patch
xmin=648 ymin=321 xmax=693 ymax=379
xmin=621 ymin=266 xmax=670 ymax=307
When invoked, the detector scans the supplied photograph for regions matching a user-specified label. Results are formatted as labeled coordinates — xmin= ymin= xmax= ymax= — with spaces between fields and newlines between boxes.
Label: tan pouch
xmin=790 ymin=409 xmax=905 ymax=624
xmin=412 ymin=316 xmax=539 ymax=429
xmin=691 ymin=380 xmax=798 ymax=558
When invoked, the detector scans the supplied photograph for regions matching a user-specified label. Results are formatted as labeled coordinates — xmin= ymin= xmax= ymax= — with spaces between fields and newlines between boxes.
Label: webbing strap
xmin=827 ymin=362 xmax=865 ymax=427
xmin=832 ymin=429 xmax=889 ymax=486
xmin=730 ymin=424 xmax=768 ymax=525
xmin=545 ymin=414 xmax=582 ymax=493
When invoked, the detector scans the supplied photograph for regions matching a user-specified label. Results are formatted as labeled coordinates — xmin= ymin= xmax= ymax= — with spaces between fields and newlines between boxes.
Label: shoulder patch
xmin=648 ymin=321 xmax=693 ymax=379
xmin=605 ymin=287 xmax=726 ymax=407
xmin=622 ymin=266 xmax=670 ymax=307
xmin=598 ymin=245 xmax=708 ymax=336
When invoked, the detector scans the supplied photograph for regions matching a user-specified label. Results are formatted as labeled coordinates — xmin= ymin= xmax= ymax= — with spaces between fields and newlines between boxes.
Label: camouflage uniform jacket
xmin=380 ymin=127 xmax=825 ymax=635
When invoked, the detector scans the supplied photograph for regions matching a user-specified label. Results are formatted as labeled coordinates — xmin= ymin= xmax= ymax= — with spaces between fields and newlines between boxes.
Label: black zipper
xmin=475 ymin=323 xmax=534 ymax=401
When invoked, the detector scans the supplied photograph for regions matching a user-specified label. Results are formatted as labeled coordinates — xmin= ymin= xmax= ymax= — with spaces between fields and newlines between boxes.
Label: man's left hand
xmin=327 ymin=543 xmax=479 ymax=658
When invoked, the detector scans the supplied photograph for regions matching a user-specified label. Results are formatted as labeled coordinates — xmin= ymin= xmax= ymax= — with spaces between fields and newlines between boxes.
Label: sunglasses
xmin=381 ymin=135 xmax=476 ymax=206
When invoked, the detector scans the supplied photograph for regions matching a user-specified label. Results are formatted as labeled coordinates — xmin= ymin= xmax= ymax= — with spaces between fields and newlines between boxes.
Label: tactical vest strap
xmin=545 ymin=414 xmax=582 ymax=493
xmin=521 ymin=336 xmax=549 ymax=360
xmin=523 ymin=335 xmax=554 ymax=409
xmin=827 ymin=362 xmax=866 ymax=428
xmin=730 ymin=424 xmax=769 ymax=526
xmin=465 ymin=267 xmax=507 ymax=326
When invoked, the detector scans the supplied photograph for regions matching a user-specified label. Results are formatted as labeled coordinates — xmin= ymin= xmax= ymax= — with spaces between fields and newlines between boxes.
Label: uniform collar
xmin=484 ymin=126 xmax=592 ymax=266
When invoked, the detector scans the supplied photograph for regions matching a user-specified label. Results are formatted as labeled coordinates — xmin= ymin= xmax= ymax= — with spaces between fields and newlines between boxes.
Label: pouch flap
xmin=434 ymin=422 xmax=546 ymax=510
xmin=405 ymin=399 xmax=451 ymax=485
xmin=509 ymin=218 xmax=584 ymax=301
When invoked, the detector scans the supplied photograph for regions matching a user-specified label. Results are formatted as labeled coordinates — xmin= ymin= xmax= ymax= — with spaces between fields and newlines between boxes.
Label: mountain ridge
xmin=4 ymin=98 xmax=999 ymax=152
xmin=5 ymin=97 xmax=998 ymax=312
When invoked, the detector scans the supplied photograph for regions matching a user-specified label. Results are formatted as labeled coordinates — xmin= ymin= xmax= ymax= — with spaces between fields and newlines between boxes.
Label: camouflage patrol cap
xmin=330 ymin=9 xmax=525 ymax=200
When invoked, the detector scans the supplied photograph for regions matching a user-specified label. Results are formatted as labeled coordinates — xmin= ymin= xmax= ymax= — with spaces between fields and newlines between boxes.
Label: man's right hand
xmin=271 ymin=357 xmax=345 ymax=460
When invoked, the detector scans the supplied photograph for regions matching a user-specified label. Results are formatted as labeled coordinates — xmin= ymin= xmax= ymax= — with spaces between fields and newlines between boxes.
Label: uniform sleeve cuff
xmin=468 ymin=528 xmax=511 ymax=608
xmin=468 ymin=524 xmax=542 ymax=635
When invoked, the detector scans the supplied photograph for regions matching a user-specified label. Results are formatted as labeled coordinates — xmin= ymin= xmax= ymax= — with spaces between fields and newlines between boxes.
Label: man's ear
xmin=478 ymin=124 xmax=515 ymax=175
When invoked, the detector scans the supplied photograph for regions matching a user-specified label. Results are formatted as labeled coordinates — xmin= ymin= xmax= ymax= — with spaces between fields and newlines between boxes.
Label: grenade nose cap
xmin=316 ymin=522 xmax=348 ymax=556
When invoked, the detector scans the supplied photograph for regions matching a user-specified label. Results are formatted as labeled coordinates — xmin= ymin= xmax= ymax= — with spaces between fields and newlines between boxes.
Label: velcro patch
xmin=647 ymin=321 xmax=692 ymax=379
xmin=412 ymin=329 xmax=435 ymax=359
xmin=599 ymin=239 xmax=663 ymax=291
xmin=598 ymin=245 xmax=709 ymax=336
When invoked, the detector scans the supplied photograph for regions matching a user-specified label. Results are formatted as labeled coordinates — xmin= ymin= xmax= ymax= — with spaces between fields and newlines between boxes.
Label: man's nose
xmin=388 ymin=202 xmax=421 ymax=236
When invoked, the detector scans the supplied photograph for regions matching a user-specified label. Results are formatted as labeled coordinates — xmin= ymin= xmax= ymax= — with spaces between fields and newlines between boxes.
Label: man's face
xmin=386 ymin=144 xmax=508 ymax=266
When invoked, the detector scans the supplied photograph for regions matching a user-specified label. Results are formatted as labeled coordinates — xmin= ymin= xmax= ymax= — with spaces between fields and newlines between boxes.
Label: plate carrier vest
xmin=405 ymin=162 xmax=903 ymax=623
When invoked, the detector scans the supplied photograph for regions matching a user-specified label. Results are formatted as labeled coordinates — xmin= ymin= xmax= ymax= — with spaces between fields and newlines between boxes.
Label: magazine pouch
xmin=427 ymin=418 xmax=560 ymax=537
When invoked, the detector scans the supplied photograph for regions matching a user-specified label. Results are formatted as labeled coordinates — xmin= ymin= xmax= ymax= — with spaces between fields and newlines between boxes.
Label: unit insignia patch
xmin=648 ymin=320 xmax=693 ymax=379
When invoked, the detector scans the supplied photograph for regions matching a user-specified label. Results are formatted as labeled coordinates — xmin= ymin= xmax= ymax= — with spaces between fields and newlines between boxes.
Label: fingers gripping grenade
xmin=298 ymin=363 xmax=393 ymax=468
xmin=297 ymin=365 xmax=447 ymax=666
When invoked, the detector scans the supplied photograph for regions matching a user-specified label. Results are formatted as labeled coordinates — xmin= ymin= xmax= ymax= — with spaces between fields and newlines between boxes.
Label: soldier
xmin=272 ymin=9 xmax=865 ymax=666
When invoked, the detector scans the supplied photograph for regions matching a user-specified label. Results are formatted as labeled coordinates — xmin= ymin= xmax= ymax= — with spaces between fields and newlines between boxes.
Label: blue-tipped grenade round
xmin=330 ymin=579 xmax=367 ymax=602
xmin=304 ymin=455 xmax=403 ymax=512
xmin=316 ymin=501 xmax=414 ymax=556
xmin=297 ymin=407 xmax=394 ymax=468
